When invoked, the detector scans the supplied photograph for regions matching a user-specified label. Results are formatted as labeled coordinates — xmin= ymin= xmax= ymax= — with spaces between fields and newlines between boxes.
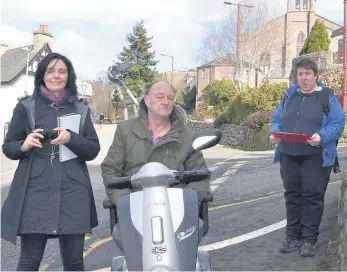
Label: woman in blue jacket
xmin=270 ymin=58 xmax=345 ymax=257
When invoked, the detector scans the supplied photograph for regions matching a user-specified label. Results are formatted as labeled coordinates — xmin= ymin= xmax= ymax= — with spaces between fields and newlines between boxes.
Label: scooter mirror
xmin=192 ymin=128 xmax=222 ymax=152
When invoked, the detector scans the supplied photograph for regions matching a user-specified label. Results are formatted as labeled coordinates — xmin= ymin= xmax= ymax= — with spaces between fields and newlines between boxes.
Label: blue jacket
xmin=271 ymin=82 xmax=346 ymax=167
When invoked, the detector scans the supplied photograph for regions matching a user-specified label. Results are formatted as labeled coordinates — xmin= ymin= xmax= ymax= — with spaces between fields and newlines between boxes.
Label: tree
xmin=300 ymin=19 xmax=330 ymax=55
xmin=117 ymin=20 xmax=160 ymax=97
xmin=90 ymin=71 xmax=123 ymax=122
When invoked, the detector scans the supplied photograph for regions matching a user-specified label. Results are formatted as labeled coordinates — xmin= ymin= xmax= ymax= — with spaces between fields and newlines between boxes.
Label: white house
xmin=0 ymin=25 xmax=92 ymax=174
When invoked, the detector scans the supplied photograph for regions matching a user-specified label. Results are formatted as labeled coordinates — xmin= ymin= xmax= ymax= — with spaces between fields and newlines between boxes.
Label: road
xmin=1 ymin=125 xmax=346 ymax=271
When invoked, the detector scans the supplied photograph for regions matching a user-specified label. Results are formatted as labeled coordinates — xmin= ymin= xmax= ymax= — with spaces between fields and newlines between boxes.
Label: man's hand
xmin=20 ymin=128 xmax=44 ymax=153
xmin=307 ymin=133 xmax=321 ymax=146
xmin=50 ymin=127 xmax=71 ymax=145
xmin=270 ymin=134 xmax=281 ymax=144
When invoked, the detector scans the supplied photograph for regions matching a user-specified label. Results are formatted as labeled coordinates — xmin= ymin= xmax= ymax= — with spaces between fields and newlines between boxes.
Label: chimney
xmin=33 ymin=24 xmax=54 ymax=52
xmin=0 ymin=44 xmax=9 ymax=57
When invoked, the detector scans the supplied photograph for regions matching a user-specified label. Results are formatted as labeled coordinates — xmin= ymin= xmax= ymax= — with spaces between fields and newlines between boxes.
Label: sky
xmin=0 ymin=0 xmax=342 ymax=80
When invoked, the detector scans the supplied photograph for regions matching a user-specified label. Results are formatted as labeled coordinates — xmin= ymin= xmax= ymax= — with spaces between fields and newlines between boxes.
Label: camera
xmin=38 ymin=131 xmax=59 ymax=143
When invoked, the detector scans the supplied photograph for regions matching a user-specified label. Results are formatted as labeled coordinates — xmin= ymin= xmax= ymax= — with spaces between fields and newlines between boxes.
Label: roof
xmin=1 ymin=44 xmax=52 ymax=84
xmin=197 ymin=55 xmax=249 ymax=69
xmin=315 ymin=14 xmax=342 ymax=29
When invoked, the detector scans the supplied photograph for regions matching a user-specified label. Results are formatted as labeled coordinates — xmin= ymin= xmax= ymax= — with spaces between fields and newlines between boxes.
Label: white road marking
xmin=208 ymin=152 xmax=247 ymax=172
xmin=211 ymin=161 xmax=247 ymax=191
xmin=209 ymin=162 xmax=225 ymax=172
xmin=198 ymin=219 xmax=287 ymax=251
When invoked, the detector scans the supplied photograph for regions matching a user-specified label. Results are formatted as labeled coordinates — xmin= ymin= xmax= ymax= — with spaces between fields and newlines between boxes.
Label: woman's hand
xmin=20 ymin=129 xmax=44 ymax=153
xmin=50 ymin=127 xmax=71 ymax=145
xmin=307 ymin=133 xmax=321 ymax=146
xmin=270 ymin=134 xmax=281 ymax=144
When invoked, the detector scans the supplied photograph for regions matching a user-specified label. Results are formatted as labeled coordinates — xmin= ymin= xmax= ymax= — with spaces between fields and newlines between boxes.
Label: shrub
xmin=252 ymin=123 xmax=276 ymax=151
xmin=214 ymin=95 xmax=253 ymax=126
xmin=245 ymin=110 xmax=274 ymax=130
xmin=320 ymin=69 xmax=343 ymax=104
xmin=241 ymin=81 xmax=288 ymax=111
xmin=202 ymin=80 xmax=236 ymax=115
xmin=189 ymin=102 xmax=215 ymax=121
xmin=342 ymin=127 xmax=347 ymax=139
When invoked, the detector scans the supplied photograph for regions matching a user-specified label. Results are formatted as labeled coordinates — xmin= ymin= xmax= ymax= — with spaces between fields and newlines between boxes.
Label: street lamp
xmin=160 ymin=53 xmax=174 ymax=84
xmin=223 ymin=1 xmax=254 ymax=91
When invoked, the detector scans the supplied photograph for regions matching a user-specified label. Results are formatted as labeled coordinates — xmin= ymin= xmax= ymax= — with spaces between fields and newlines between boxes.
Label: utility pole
xmin=22 ymin=47 xmax=31 ymax=96
xmin=223 ymin=1 xmax=254 ymax=91
xmin=160 ymin=53 xmax=174 ymax=84
xmin=344 ymin=0 xmax=347 ymax=109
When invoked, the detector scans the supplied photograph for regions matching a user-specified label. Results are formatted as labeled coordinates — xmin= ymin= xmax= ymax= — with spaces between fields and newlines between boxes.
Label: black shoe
xmin=333 ymin=165 xmax=341 ymax=173
xmin=279 ymin=239 xmax=301 ymax=253
xmin=301 ymin=242 xmax=317 ymax=257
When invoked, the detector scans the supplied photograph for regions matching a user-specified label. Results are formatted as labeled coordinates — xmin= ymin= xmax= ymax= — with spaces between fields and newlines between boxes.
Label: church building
xmin=196 ymin=0 xmax=342 ymax=101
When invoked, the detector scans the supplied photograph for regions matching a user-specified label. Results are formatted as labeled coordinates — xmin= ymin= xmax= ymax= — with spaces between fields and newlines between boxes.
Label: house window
xmin=296 ymin=0 xmax=300 ymax=9
xmin=202 ymin=69 xmax=205 ymax=79
xmin=303 ymin=0 xmax=307 ymax=9
xmin=260 ymin=52 xmax=270 ymax=74
xmin=297 ymin=32 xmax=305 ymax=43
xmin=296 ymin=32 xmax=305 ymax=56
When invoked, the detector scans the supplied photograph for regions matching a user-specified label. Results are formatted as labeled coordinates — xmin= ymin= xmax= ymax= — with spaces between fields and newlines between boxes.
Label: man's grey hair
xmin=144 ymin=80 xmax=176 ymax=95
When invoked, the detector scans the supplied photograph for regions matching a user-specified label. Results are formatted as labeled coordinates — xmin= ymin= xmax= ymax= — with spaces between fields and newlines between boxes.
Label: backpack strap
xmin=282 ymin=94 xmax=288 ymax=109
xmin=19 ymin=96 xmax=35 ymax=131
xmin=320 ymin=87 xmax=331 ymax=116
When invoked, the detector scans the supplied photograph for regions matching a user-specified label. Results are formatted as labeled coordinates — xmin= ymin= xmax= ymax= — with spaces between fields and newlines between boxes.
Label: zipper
xmin=163 ymin=149 xmax=169 ymax=165
xmin=293 ymin=96 xmax=305 ymax=155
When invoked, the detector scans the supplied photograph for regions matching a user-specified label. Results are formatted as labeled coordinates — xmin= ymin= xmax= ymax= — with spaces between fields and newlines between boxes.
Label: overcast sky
xmin=0 ymin=0 xmax=342 ymax=80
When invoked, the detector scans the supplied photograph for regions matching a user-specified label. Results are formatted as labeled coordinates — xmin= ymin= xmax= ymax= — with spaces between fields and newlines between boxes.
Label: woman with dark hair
xmin=1 ymin=52 xmax=100 ymax=271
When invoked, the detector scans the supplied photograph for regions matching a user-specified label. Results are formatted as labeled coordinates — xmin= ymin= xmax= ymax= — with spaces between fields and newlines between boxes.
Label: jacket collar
xmin=37 ymin=89 xmax=78 ymax=105
xmin=132 ymin=98 xmax=187 ymax=142
xmin=286 ymin=81 xmax=325 ymax=98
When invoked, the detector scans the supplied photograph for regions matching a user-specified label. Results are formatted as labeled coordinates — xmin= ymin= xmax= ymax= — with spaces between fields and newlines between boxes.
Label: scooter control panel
xmin=151 ymin=216 xmax=164 ymax=244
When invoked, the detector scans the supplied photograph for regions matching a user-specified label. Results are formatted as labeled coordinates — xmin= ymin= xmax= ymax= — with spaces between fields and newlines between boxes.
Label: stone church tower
xmin=287 ymin=0 xmax=315 ymax=13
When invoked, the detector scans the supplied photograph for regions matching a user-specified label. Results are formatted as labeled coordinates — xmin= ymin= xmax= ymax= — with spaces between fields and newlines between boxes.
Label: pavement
xmin=1 ymin=124 xmax=345 ymax=271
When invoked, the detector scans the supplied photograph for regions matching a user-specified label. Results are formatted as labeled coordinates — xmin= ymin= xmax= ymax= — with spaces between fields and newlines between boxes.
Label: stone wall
xmin=338 ymin=171 xmax=347 ymax=271
xmin=187 ymin=120 xmax=275 ymax=151
xmin=188 ymin=119 xmax=347 ymax=151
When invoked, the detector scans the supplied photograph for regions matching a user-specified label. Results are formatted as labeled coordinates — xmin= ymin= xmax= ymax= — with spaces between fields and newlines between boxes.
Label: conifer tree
xmin=117 ymin=20 xmax=160 ymax=97
xmin=300 ymin=19 xmax=330 ymax=55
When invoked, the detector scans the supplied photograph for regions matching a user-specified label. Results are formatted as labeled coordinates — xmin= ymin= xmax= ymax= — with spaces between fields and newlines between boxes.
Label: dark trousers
xmin=17 ymin=234 xmax=85 ymax=271
xmin=280 ymin=154 xmax=332 ymax=243
xmin=334 ymin=140 xmax=340 ymax=168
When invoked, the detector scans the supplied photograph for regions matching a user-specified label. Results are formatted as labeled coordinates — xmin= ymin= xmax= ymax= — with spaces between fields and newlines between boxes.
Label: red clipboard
xmin=271 ymin=132 xmax=312 ymax=144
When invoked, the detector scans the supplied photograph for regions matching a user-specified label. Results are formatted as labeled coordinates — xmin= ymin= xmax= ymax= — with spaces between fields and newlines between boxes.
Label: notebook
xmin=57 ymin=113 xmax=81 ymax=162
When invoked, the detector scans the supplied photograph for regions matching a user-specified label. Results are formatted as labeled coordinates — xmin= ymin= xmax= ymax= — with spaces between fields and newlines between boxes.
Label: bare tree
xmin=89 ymin=72 xmax=116 ymax=121
xmin=197 ymin=0 xmax=284 ymax=88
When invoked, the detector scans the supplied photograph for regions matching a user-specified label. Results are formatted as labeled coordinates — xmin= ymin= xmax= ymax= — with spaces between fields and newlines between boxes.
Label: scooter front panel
xmin=172 ymin=188 xmax=200 ymax=271
xmin=117 ymin=193 xmax=143 ymax=271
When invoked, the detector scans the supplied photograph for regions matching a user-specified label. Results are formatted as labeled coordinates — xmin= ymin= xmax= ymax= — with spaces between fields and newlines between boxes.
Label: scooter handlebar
xmin=178 ymin=169 xmax=211 ymax=183
xmin=105 ymin=176 xmax=132 ymax=189
xmin=105 ymin=169 xmax=210 ymax=189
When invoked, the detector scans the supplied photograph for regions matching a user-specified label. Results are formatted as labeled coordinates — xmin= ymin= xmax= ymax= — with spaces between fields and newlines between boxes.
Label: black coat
xmin=1 ymin=92 xmax=100 ymax=245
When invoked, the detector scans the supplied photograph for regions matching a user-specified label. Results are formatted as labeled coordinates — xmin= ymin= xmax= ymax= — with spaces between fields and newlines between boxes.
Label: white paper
xmin=57 ymin=113 xmax=81 ymax=162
